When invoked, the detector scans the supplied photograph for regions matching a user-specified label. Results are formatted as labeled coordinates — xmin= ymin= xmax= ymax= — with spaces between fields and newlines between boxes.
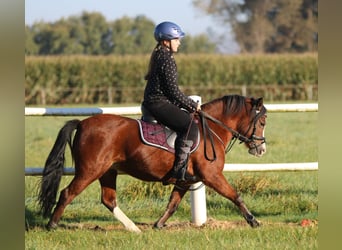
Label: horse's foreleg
xmin=204 ymin=173 xmax=259 ymax=228
xmin=154 ymin=186 xmax=188 ymax=229
xmin=234 ymin=196 xmax=260 ymax=227
xmin=99 ymin=169 xmax=141 ymax=233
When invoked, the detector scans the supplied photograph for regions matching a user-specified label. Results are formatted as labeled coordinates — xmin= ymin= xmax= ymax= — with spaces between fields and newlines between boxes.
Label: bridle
xmin=245 ymin=105 xmax=267 ymax=153
xmin=197 ymin=104 xmax=267 ymax=161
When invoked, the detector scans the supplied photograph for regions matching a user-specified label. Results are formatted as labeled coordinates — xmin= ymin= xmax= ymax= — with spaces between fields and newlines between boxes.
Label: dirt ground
xmin=60 ymin=217 xmax=318 ymax=232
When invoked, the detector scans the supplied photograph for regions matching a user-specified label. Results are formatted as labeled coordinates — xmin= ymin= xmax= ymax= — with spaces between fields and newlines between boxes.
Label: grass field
xmin=25 ymin=111 xmax=318 ymax=249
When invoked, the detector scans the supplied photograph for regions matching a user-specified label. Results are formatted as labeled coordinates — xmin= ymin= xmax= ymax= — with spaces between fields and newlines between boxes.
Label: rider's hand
xmin=196 ymin=103 xmax=201 ymax=111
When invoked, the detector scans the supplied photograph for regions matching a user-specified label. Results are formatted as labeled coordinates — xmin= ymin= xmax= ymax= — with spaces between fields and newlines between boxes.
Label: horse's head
xmin=200 ymin=95 xmax=267 ymax=159
xmin=243 ymin=97 xmax=267 ymax=157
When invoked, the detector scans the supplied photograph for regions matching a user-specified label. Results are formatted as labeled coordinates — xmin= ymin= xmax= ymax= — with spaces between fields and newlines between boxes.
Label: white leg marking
xmin=113 ymin=206 xmax=141 ymax=233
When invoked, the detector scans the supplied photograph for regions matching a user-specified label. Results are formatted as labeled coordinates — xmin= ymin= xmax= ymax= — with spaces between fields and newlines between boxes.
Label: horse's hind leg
xmin=47 ymin=175 xmax=94 ymax=229
xmin=99 ymin=169 xmax=141 ymax=233
xmin=204 ymin=173 xmax=260 ymax=228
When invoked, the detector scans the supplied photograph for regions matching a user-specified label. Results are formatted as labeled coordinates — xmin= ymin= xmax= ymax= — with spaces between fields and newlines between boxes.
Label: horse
xmin=38 ymin=94 xmax=267 ymax=232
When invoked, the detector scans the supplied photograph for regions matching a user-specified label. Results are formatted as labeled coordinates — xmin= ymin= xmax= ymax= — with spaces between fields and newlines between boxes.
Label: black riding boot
xmin=171 ymin=138 xmax=196 ymax=182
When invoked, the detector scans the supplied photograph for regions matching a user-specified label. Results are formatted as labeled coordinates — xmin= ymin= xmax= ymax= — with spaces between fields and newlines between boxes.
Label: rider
xmin=142 ymin=21 xmax=201 ymax=182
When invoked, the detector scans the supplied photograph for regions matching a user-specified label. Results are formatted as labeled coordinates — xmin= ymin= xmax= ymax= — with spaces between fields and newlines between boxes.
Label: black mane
xmin=203 ymin=94 xmax=247 ymax=116
xmin=222 ymin=95 xmax=248 ymax=116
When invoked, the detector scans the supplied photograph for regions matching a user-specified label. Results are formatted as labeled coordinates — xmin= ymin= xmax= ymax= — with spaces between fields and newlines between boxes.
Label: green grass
xmin=25 ymin=225 xmax=317 ymax=250
xmin=25 ymin=111 xmax=318 ymax=249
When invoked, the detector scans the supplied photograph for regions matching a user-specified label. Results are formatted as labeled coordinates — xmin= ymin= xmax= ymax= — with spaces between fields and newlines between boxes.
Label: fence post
xmin=189 ymin=95 xmax=207 ymax=226
xmin=107 ymin=86 xmax=113 ymax=105
xmin=241 ymin=85 xmax=247 ymax=96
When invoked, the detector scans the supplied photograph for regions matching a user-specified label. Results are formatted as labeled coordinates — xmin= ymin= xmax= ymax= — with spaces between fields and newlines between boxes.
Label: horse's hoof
xmin=244 ymin=214 xmax=260 ymax=228
xmin=153 ymin=222 xmax=164 ymax=229
xmin=127 ymin=225 xmax=141 ymax=233
xmin=249 ymin=219 xmax=260 ymax=228
xmin=46 ymin=221 xmax=58 ymax=230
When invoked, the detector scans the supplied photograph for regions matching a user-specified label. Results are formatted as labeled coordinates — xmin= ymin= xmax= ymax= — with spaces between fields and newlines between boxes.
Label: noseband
xmin=197 ymin=105 xmax=267 ymax=161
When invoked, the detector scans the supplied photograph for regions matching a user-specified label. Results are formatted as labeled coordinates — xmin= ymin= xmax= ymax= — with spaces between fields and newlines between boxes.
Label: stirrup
xmin=163 ymin=169 xmax=196 ymax=185
xmin=178 ymin=167 xmax=197 ymax=182
xmin=170 ymin=167 xmax=197 ymax=182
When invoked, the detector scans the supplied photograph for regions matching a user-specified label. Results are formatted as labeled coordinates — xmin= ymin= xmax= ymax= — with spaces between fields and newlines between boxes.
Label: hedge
xmin=25 ymin=53 xmax=317 ymax=104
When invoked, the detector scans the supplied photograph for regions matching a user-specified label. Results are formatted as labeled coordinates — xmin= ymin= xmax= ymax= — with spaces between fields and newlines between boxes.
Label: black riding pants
xmin=143 ymin=101 xmax=198 ymax=140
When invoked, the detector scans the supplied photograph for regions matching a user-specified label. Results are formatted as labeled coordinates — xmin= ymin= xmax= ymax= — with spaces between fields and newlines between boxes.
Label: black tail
xmin=38 ymin=119 xmax=80 ymax=218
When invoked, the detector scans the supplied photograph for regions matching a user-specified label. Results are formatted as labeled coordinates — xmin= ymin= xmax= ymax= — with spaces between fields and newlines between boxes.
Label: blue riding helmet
xmin=154 ymin=21 xmax=185 ymax=42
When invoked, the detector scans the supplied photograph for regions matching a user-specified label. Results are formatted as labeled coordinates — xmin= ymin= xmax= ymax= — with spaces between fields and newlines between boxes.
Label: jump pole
xmin=189 ymin=95 xmax=207 ymax=226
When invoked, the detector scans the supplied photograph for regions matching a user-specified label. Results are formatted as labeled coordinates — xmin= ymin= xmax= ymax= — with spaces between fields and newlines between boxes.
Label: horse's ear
xmin=255 ymin=97 xmax=263 ymax=110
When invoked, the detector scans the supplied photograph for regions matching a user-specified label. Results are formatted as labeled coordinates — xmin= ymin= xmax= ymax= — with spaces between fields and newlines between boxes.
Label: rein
xmin=197 ymin=106 xmax=267 ymax=162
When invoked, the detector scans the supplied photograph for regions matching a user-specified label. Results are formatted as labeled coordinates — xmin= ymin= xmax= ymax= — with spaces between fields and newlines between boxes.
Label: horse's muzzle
xmin=248 ymin=142 xmax=266 ymax=157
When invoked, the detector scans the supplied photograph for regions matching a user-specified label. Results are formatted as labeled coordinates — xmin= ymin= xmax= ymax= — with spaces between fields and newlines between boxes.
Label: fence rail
xmin=25 ymin=103 xmax=318 ymax=116
xmin=25 ymin=162 xmax=318 ymax=176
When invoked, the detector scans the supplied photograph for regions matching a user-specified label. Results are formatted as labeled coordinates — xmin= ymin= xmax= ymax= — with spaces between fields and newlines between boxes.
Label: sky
xmin=26 ymin=0 xmax=220 ymax=35
xmin=25 ymin=0 xmax=239 ymax=53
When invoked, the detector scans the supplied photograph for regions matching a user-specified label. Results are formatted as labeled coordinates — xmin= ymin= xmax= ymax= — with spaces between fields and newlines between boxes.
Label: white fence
xmin=25 ymin=103 xmax=318 ymax=226
xmin=25 ymin=103 xmax=318 ymax=116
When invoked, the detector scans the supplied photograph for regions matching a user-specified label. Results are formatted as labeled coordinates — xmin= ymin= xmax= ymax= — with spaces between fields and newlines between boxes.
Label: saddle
xmin=137 ymin=105 xmax=200 ymax=153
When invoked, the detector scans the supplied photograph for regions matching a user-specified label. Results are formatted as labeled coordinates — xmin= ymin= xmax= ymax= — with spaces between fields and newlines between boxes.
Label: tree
xmin=31 ymin=22 xmax=63 ymax=55
xmin=79 ymin=12 xmax=109 ymax=55
xmin=181 ymin=34 xmax=216 ymax=53
xmin=108 ymin=15 xmax=155 ymax=55
xmin=25 ymin=25 xmax=39 ymax=55
xmin=193 ymin=0 xmax=318 ymax=53
xmin=25 ymin=12 xmax=218 ymax=55
xmin=64 ymin=16 xmax=87 ymax=54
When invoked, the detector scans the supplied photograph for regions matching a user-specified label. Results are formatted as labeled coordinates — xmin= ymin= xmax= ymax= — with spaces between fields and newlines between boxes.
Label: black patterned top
xmin=143 ymin=45 xmax=197 ymax=112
